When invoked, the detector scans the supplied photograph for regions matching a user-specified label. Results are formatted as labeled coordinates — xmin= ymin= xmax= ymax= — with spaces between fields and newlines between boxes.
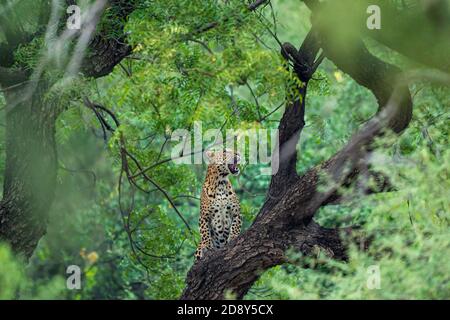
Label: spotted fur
xmin=195 ymin=149 xmax=241 ymax=260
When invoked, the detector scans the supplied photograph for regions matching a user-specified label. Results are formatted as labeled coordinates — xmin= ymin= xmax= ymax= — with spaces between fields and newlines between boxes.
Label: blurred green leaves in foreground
xmin=0 ymin=245 xmax=65 ymax=299
xmin=0 ymin=0 xmax=449 ymax=299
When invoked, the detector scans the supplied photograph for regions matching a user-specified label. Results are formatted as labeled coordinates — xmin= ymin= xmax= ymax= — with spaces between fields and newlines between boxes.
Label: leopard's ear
xmin=205 ymin=150 xmax=215 ymax=160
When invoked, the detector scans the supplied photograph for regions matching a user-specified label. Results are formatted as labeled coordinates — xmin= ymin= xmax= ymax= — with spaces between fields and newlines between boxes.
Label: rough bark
xmin=0 ymin=83 xmax=57 ymax=258
xmin=258 ymin=31 xmax=322 ymax=216
xmin=181 ymin=219 xmax=349 ymax=300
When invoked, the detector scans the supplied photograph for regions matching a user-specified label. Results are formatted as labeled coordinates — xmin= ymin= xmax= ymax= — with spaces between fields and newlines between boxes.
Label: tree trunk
xmin=181 ymin=23 xmax=413 ymax=299
xmin=181 ymin=217 xmax=349 ymax=300
xmin=0 ymin=0 xmax=137 ymax=259
xmin=0 ymin=83 xmax=58 ymax=259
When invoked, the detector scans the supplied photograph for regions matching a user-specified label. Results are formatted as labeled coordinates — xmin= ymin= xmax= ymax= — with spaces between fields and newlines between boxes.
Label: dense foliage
xmin=0 ymin=0 xmax=448 ymax=299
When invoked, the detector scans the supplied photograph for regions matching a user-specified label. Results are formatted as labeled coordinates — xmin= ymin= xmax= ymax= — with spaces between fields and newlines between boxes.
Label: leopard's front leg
xmin=195 ymin=210 xmax=212 ymax=260
xmin=228 ymin=201 xmax=241 ymax=241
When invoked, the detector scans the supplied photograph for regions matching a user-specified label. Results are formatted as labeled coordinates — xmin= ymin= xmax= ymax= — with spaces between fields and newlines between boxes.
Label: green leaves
xmin=1 ymin=0 xmax=448 ymax=300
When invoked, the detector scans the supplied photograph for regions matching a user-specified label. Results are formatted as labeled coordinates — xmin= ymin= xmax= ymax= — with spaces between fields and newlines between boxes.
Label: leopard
xmin=195 ymin=148 xmax=242 ymax=260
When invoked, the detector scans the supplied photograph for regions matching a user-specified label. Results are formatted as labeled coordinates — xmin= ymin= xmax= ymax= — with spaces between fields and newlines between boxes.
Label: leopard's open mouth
xmin=227 ymin=163 xmax=240 ymax=175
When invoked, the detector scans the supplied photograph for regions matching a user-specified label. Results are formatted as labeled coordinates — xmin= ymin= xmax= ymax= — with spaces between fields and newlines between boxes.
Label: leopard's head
xmin=205 ymin=149 xmax=241 ymax=176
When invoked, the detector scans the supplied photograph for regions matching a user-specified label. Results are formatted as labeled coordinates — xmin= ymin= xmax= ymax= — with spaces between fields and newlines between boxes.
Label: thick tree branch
xmin=81 ymin=0 xmax=137 ymax=77
xmin=182 ymin=17 xmax=413 ymax=298
xmin=363 ymin=0 xmax=450 ymax=73
xmin=182 ymin=80 xmax=409 ymax=299
xmin=305 ymin=0 xmax=450 ymax=73
xmin=260 ymin=29 xmax=322 ymax=214
xmin=0 ymin=81 xmax=57 ymax=259
xmin=0 ymin=67 xmax=29 ymax=88
xmin=0 ymin=0 xmax=139 ymax=260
